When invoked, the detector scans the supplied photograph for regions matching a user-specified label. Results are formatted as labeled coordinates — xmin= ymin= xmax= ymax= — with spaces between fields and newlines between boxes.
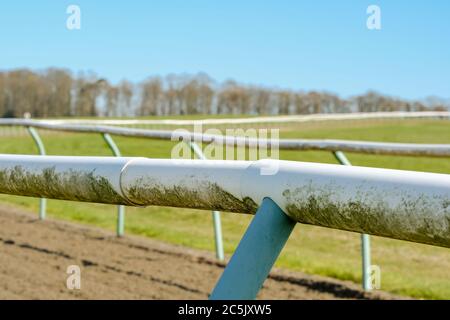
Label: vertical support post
xmin=361 ymin=233 xmax=371 ymax=290
xmin=102 ymin=133 xmax=125 ymax=237
xmin=26 ymin=126 xmax=47 ymax=220
xmin=210 ymin=198 xmax=296 ymax=300
xmin=333 ymin=150 xmax=372 ymax=291
xmin=188 ymin=141 xmax=225 ymax=261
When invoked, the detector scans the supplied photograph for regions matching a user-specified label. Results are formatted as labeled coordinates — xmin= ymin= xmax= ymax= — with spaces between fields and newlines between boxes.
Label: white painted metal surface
xmin=0 ymin=119 xmax=449 ymax=157
xmin=0 ymin=155 xmax=448 ymax=247
xmin=26 ymin=111 xmax=450 ymax=125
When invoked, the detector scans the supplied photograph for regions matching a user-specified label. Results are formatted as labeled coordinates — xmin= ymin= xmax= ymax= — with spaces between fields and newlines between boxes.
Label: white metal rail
xmin=0 ymin=155 xmax=448 ymax=299
xmin=28 ymin=111 xmax=450 ymax=126
xmin=0 ymin=155 xmax=448 ymax=248
xmin=0 ymin=116 xmax=449 ymax=293
xmin=1 ymin=119 xmax=449 ymax=157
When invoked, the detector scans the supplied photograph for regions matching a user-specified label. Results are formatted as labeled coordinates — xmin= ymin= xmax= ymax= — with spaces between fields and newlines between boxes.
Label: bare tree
xmin=277 ymin=91 xmax=291 ymax=114
xmin=45 ymin=68 xmax=73 ymax=116
xmin=118 ymin=80 xmax=134 ymax=116
xmin=106 ymin=85 xmax=120 ymax=117
xmin=0 ymin=69 xmax=447 ymax=118
xmin=140 ymin=77 xmax=162 ymax=116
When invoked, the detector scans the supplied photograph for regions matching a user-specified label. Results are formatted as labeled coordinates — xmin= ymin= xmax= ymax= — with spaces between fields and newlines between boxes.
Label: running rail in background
xmin=0 ymin=155 xmax=448 ymax=299
xmin=1 ymin=117 xmax=450 ymax=291
xmin=1 ymin=119 xmax=449 ymax=157
xmin=30 ymin=111 xmax=450 ymax=126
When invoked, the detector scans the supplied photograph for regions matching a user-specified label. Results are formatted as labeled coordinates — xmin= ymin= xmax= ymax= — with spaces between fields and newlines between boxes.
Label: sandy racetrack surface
xmin=0 ymin=205 xmax=405 ymax=300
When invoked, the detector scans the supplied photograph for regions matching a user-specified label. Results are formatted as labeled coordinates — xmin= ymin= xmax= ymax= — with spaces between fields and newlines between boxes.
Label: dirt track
xmin=0 ymin=205 xmax=405 ymax=300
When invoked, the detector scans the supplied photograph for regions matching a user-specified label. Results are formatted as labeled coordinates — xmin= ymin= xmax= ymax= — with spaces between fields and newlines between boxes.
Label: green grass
xmin=0 ymin=119 xmax=449 ymax=299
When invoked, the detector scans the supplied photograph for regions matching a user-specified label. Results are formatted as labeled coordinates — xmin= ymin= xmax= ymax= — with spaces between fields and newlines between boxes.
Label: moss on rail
xmin=0 ymin=165 xmax=127 ymax=204
xmin=125 ymin=179 xmax=259 ymax=213
xmin=283 ymin=183 xmax=450 ymax=248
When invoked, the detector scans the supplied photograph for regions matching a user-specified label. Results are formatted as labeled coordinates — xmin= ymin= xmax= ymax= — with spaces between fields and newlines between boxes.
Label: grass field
xmin=0 ymin=118 xmax=449 ymax=299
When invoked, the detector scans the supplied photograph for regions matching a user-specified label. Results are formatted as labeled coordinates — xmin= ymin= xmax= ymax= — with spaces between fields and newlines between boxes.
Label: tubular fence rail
xmin=0 ymin=155 xmax=448 ymax=299
xmin=27 ymin=111 xmax=450 ymax=126
xmin=0 ymin=115 xmax=449 ymax=294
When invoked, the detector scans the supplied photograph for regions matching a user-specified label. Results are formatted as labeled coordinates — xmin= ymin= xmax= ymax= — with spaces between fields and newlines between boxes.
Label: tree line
xmin=0 ymin=68 xmax=447 ymax=118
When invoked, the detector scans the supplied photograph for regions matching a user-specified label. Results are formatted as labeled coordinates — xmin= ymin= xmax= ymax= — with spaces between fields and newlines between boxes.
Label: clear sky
xmin=1 ymin=1 xmax=449 ymax=100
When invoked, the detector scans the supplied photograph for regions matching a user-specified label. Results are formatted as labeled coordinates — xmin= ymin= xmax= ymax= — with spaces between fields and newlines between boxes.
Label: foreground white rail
xmin=0 ymin=155 xmax=448 ymax=299
xmin=0 ymin=155 xmax=448 ymax=248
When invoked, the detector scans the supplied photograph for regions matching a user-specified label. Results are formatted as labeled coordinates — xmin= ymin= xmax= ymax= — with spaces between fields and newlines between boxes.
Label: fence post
xmin=188 ymin=141 xmax=225 ymax=261
xmin=210 ymin=198 xmax=296 ymax=300
xmin=26 ymin=126 xmax=47 ymax=220
xmin=102 ymin=133 xmax=125 ymax=237
xmin=333 ymin=150 xmax=372 ymax=291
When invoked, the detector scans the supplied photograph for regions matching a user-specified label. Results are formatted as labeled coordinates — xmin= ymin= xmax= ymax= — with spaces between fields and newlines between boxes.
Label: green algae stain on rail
xmin=0 ymin=165 xmax=127 ymax=205
xmin=125 ymin=178 xmax=259 ymax=214
xmin=282 ymin=183 xmax=450 ymax=248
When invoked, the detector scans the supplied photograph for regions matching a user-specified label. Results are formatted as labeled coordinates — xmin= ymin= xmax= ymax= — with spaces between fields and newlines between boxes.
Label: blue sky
xmin=1 ymin=1 xmax=449 ymax=99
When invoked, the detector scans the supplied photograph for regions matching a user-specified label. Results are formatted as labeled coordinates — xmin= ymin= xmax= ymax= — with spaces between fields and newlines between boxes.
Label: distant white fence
xmin=0 ymin=118 xmax=449 ymax=157
xmin=31 ymin=111 xmax=450 ymax=126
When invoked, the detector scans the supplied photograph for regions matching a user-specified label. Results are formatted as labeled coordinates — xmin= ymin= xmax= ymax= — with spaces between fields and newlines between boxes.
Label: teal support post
xmin=210 ymin=210 xmax=224 ymax=261
xmin=26 ymin=126 xmax=47 ymax=220
xmin=360 ymin=233 xmax=371 ymax=290
xmin=333 ymin=150 xmax=372 ymax=291
xmin=102 ymin=133 xmax=125 ymax=237
xmin=188 ymin=141 xmax=225 ymax=261
xmin=210 ymin=198 xmax=296 ymax=300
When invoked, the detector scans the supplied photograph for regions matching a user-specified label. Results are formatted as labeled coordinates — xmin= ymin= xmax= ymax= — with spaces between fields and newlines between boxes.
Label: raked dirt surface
xmin=0 ymin=205 xmax=408 ymax=300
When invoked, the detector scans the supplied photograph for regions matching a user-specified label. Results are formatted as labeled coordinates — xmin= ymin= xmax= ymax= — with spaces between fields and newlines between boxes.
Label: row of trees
xmin=0 ymin=68 xmax=448 ymax=118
